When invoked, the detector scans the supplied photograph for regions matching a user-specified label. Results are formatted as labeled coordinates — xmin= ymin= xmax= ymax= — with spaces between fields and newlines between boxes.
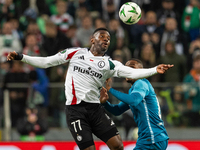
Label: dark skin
xmin=6 ymin=29 xmax=173 ymax=150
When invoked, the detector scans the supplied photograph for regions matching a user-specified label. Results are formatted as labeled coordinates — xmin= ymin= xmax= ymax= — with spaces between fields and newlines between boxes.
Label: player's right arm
xmin=7 ymin=48 xmax=79 ymax=68
xmin=103 ymin=101 xmax=130 ymax=116
xmin=100 ymin=87 xmax=129 ymax=116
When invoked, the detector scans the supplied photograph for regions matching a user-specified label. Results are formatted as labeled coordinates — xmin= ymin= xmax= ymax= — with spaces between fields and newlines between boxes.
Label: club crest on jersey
xmin=73 ymin=66 xmax=102 ymax=79
xmin=98 ymin=61 xmax=105 ymax=68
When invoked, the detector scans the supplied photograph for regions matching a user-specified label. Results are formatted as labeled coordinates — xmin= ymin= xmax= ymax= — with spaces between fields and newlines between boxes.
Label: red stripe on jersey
xmin=71 ymin=78 xmax=77 ymax=105
xmin=66 ymin=50 xmax=78 ymax=60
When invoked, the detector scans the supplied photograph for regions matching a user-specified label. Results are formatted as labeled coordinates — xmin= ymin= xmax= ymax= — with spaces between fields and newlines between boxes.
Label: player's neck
xmin=90 ymin=47 xmax=104 ymax=56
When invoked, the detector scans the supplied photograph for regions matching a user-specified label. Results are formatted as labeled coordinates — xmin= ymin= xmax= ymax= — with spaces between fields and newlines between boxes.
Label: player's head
xmin=90 ymin=28 xmax=110 ymax=55
xmin=125 ymin=59 xmax=143 ymax=84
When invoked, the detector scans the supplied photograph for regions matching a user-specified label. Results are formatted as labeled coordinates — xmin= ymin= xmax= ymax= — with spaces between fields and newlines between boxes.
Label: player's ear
xmin=91 ymin=37 xmax=95 ymax=44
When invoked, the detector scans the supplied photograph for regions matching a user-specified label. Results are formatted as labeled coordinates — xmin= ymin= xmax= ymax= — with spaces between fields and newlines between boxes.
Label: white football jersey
xmin=21 ymin=47 xmax=157 ymax=105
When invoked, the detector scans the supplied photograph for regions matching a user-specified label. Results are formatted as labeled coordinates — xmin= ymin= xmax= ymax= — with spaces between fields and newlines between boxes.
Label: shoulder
xmin=107 ymin=58 xmax=123 ymax=70
xmin=134 ymin=79 xmax=149 ymax=89
xmin=60 ymin=47 xmax=85 ymax=53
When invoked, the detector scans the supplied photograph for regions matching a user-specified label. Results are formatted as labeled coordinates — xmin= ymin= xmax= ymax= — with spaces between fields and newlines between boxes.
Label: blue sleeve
xmin=109 ymin=80 xmax=149 ymax=107
xmin=102 ymin=101 xmax=130 ymax=116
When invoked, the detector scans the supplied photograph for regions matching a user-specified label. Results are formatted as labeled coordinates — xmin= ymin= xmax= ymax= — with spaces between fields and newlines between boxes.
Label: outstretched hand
xmin=157 ymin=64 xmax=174 ymax=74
xmin=100 ymin=87 xmax=109 ymax=104
xmin=7 ymin=51 xmax=18 ymax=61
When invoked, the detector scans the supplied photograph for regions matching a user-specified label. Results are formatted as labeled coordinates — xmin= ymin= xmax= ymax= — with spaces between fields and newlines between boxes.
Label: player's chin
xmin=102 ymin=47 xmax=108 ymax=52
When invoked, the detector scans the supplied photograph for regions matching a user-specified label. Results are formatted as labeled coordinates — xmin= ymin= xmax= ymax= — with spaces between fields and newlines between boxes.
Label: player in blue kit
xmin=100 ymin=59 xmax=169 ymax=150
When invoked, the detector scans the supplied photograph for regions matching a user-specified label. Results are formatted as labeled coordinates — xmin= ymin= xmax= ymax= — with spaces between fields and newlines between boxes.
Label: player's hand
xmin=100 ymin=87 xmax=109 ymax=104
xmin=105 ymin=78 xmax=112 ymax=91
xmin=7 ymin=51 xmax=18 ymax=61
xmin=157 ymin=64 xmax=174 ymax=74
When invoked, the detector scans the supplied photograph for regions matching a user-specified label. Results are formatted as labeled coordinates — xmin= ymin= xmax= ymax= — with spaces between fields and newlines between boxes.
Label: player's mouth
xmin=102 ymin=43 xmax=108 ymax=47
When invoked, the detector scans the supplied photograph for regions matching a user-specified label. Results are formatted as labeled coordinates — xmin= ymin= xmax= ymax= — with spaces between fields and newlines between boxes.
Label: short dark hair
xmin=93 ymin=28 xmax=109 ymax=35
xmin=126 ymin=58 xmax=143 ymax=68
xmin=131 ymin=58 xmax=143 ymax=65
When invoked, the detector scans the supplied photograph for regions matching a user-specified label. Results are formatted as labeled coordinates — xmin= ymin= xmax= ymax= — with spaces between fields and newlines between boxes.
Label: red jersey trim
xmin=66 ymin=50 xmax=78 ymax=60
xmin=71 ymin=77 xmax=77 ymax=105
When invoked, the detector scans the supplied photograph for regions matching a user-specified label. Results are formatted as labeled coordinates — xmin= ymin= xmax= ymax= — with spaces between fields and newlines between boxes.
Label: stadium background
xmin=0 ymin=0 xmax=200 ymax=149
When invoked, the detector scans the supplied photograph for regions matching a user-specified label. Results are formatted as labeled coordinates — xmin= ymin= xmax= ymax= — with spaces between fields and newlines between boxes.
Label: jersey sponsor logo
xmin=73 ymin=66 xmax=102 ymax=79
xmin=98 ymin=61 xmax=105 ymax=68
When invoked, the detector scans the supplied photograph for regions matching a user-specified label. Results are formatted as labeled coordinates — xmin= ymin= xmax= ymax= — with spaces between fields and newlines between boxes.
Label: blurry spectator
xmin=94 ymin=17 xmax=107 ymax=29
xmin=0 ymin=58 xmax=10 ymax=82
xmin=65 ymin=25 xmax=80 ymax=47
xmin=183 ymin=55 xmax=200 ymax=127
xmin=0 ymin=0 xmax=16 ymax=24
xmin=41 ymin=21 xmax=71 ymax=56
xmin=23 ymin=34 xmax=40 ymax=56
xmin=19 ymin=8 xmax=38 ymax=32
xmin=143 ymin=11 xmax=163 ymax=35
xmin=156 ymin=0 xmax=180 ymax=28
xmin=9 ymin=18 xmax=24 ymax=41
xmin=0 ymin=21 xmax=22 ymax=60
xmin=130 ymin=10 xmax=162 ymax=48
xmin=160 ymin=17 xmax=189 ymax=56
xmin=50 ymin=0 xmax=74 ymax=33
xmin=3 ymin=61 xmax=29 ymax=127
xmin=140 ymin=43 xmax=156 ymax=68
xmin=139 ymin=43 xmax=158 ymax=82
xmin=76 ymin=15 xmax=95 ymax=47
xmin=17 ymin=107 xmax=48 ymax=138
xmin=25 ymin=22 xmax=43 ymax=46
xmin=181 ymin=0 xmax=200 ymax=41
xmin=134 ymin=32 xmax=151 ymax=58
xmin=159 ymin=40 xmax=187 ymax=82
xmin=126 ymin=0 xmax=161 ymax=13
xmin=150 ymin=32 xmax=161 ymax=59
xmin=107 ymin=18 xmax=130 ymax=58
xmin=27 ymin=69 xmax=49 ymax=108
xmin=19 ymin=0 xmax=49 ymax=16
xmin=101 ymin=0 xmax=120 ymax=22
xmin=23 ymin=34 xmax=41 ymax=72
xmin=75 ymin=6 xmax=89 ymax=28
xmin=187 ymin=36 xmax=200 ymax=69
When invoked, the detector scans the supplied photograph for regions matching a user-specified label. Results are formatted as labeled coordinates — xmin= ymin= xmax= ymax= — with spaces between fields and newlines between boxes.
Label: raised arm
xmin=111 ymin=60 xmax=173 ymax=79
xmin=7 ymin=49 xmax=76 ymax=68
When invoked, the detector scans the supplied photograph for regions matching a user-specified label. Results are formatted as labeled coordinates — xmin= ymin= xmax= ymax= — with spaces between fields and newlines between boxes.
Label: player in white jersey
xmin=7 ymin=28 xmax=173 ymax=150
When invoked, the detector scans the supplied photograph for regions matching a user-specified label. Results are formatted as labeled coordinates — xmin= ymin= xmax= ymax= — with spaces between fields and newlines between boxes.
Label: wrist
xmin=15 ymin=53 xmax=23 ymax=60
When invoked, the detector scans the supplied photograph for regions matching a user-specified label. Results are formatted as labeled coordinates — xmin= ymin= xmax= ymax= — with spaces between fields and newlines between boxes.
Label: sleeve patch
xmin=109 ymin=60 xmax=115 ymax=70
xmin=60 ymin=49 xmax=67 ymax=54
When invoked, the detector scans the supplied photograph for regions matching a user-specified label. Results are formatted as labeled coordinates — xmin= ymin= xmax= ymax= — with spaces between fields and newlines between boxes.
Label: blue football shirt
xmin=103 ymin=79 xmax=169 ymax=144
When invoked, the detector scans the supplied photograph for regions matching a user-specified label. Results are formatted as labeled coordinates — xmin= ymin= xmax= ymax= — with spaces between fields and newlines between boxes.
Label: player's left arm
xmin=110 ymin=60 xmax=173 ymax=79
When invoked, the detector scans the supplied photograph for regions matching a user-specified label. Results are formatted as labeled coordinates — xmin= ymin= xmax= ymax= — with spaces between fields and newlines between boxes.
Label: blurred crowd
xmin=0 ymin=0 xmax=200 ymax=138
